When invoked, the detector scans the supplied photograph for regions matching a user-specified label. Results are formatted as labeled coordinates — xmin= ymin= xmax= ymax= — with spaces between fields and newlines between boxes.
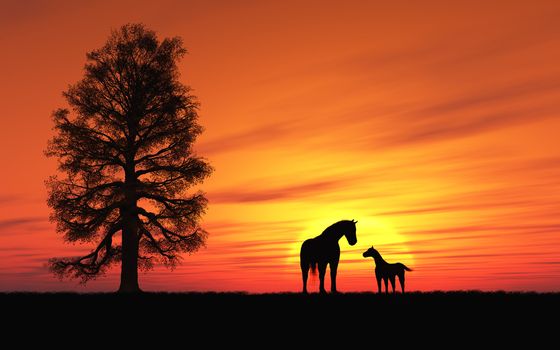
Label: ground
xmin=2 ymin=291 xmax=557 ymax=341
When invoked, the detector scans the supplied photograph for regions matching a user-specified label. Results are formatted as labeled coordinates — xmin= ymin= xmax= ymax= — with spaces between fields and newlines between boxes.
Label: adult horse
xmin=300 ymin=219 xmax=357 ymax=293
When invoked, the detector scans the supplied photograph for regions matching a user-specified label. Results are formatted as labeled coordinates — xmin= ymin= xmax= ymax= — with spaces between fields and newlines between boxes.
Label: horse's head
xmin=345 ymin=219 xmax=358 ymax=246
xmin=362 ymin=246 xmax=378 ymax=258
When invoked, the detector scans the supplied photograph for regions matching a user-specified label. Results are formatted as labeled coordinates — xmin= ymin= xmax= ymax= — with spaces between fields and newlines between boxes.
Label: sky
xmin=1 ymin=0 xmax=560 ymax=292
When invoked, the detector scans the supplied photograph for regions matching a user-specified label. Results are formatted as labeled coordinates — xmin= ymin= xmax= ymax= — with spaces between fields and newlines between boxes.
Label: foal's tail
xmin=310 ymin=262 xmax=317 ymax=276
xmin=398 ymin=263 xmax=412 ymax=271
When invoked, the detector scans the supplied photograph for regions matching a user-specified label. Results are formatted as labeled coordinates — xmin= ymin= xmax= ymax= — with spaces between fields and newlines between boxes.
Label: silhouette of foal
xmin=300 ymin=220 xmax=357 ymax=293
xmin=363 ymin=246 xmax=412 ymax=294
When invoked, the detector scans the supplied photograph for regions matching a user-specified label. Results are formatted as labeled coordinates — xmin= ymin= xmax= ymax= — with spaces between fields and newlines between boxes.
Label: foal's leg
xmin=376 ymin=275 xmax=382 ymax=294
xmin=330 ymin=259 xmax=339 ymax=293
xmin=301 ymin=262 xmax=309 ymax=294
xmin=398 ymin=273 xmax=405 ymax=294
xmin=318 ymin=262 xmax=328 ymax=294
xmin=390 ymin=276 xmax=396 ymax=294
xmin=384 ymin=278 xmax=389 ymax=294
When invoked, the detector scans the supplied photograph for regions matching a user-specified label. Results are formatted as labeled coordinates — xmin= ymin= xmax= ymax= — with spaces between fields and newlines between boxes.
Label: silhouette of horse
xmin=300 ymin=220 xmax=357 ymax=293
xmin=363 ymin=246 xmax=412 ymax=294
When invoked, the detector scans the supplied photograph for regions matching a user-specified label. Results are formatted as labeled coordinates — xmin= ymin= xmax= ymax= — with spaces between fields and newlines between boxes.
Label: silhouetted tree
xmin=46 ymin=24 xmax=212 ymax=292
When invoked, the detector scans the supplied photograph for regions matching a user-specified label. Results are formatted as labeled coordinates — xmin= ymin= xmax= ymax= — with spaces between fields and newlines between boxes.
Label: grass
xmin=2 ymin=291 xmax=558 ymax=333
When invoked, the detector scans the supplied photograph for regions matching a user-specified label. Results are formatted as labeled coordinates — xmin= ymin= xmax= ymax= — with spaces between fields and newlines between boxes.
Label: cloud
xmin=403 ymin=224 xmax=560 ymax=236
xmin=0 ymin=217 xmax=47 ymax=230
xmin=197 ymin=77 xmax=560 ymax=156
xmin=193 ymin=48 xmax=456 ymax=157
xmin=374 ymin=102 xmax=560 ymax=149
xmin=0 ymin=195 xmax=20 ymax=203
xmin=0 ymin=217 xmax=52 ymax=236
xmin=205 ymin=219 xmax=300 ymax=232
xmin=197 ymin=120 xmax=299 ymax=155
xmin=196 ymin=41 xmax=560 ymax=155
xmin=208 ymin=177 xmax=349 ymax=203
xmin=418 ymin=79 xmax=560 ymax=116
xmin=374 ymin=200 xmax=530 ymax=216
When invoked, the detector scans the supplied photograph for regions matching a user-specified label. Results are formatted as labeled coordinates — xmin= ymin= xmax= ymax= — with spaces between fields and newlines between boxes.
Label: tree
xmin=46 ymin=24 xmax=212 ymax=293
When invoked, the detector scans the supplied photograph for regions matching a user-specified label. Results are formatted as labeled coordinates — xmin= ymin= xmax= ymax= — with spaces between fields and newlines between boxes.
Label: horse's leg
xmin=318 ymin=262 xmax=327 ymax=293
xmin=384 ymin=278 xmax=389 ymax=294
xmin=398 ymin=273 xmax=405 ymax=294
xmin=330 ymin=259 xmax=339 ymax=293
xmin=376 ymin=275 xmax=382 ymax=294
xmin=390 ymin=276 xmax=396 ymax=294
xmin=301 ymin=262 xmax=309 ymax=294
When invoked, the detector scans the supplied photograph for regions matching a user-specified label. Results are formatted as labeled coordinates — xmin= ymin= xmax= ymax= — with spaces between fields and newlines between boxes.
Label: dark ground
xmin=2 ymin=291 xmax=558 ymax=343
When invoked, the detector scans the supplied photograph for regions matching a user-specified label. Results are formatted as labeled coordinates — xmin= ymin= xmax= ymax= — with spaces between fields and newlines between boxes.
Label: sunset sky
xmin=1 ymin=0 xmax=560 ymax=292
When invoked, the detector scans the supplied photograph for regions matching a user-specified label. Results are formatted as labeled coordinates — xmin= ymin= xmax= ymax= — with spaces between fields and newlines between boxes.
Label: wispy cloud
xmin=209 ymin=177 xmax=350 ymax=203
xmin=374 ymin=200 xmax=530 ymax=216
xmin=0 ymin=217 xmax=47 ymax=230
xmin=197 ymin=76 xmax=560 ymax=156
xmin=197 ymin=120 xmax=299 ymax=155
xmin=0 ymin=195 xmax=20 ymax=203
xmin=419 ymin=78 xmax=560 ymax=116
xmin=402 ymin=224 xmax=560 ymax=236
xmin=0 ymin=217 xmax=52 ymax=238
xmin=379 ymin=106 xmax=559 ymax=148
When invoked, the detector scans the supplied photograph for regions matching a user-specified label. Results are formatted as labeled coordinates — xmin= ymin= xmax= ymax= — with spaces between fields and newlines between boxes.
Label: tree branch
xmin=138 ymin=222 xmax=176 ymax=259
xmin=49 ymin=221 xmax=122 ymax=282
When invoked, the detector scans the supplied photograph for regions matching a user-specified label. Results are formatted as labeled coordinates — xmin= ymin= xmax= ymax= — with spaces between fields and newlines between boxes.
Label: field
xmin=2 ymin=291 xmax=558 ymax=329
xmin=2 ymin=291 xmax=558 ymax=345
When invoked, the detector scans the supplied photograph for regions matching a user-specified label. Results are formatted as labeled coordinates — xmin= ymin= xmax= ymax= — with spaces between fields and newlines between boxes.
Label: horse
xmin=363 ymin=246 xmax=412 ymax=294
xmin=300 ymin=219 xmax=358 ymax=293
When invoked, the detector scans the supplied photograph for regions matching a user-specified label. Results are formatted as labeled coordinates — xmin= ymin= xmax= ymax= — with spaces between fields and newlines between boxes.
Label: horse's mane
xmin=321 ymin=220 xmax=352 ymax=236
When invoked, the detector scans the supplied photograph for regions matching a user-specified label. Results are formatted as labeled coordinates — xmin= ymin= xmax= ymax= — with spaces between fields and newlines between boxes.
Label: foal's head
xmin=362 ymin=246 xmax=380 ymax=259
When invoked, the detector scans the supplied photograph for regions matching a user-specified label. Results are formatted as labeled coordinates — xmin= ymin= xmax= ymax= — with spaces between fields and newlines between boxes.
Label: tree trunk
xmin=120 ymin=125 xmax=141 ymax=293
xmin=118 ymin=219 xmax=141 ymax=293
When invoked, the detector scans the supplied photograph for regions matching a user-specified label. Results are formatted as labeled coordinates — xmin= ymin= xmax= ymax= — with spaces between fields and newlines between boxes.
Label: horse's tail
xmin=310 ymin=262 xmax=317 ymax=275
xmin=403 ymin=264 xmax=413 ymax=271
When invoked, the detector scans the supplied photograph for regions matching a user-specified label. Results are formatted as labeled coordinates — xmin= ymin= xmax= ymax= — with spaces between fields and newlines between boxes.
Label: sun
xmin=287 ymin=210 xmax=415 ymax=269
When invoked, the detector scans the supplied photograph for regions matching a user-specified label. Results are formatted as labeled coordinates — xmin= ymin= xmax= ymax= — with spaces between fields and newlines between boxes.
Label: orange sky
xmin=1 ymin=0 xmax=560 ymax=292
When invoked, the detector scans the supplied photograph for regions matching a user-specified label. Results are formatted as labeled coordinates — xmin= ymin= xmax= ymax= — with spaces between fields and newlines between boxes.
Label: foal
xmin=363 ymin=246 xmax=412 ymax=294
